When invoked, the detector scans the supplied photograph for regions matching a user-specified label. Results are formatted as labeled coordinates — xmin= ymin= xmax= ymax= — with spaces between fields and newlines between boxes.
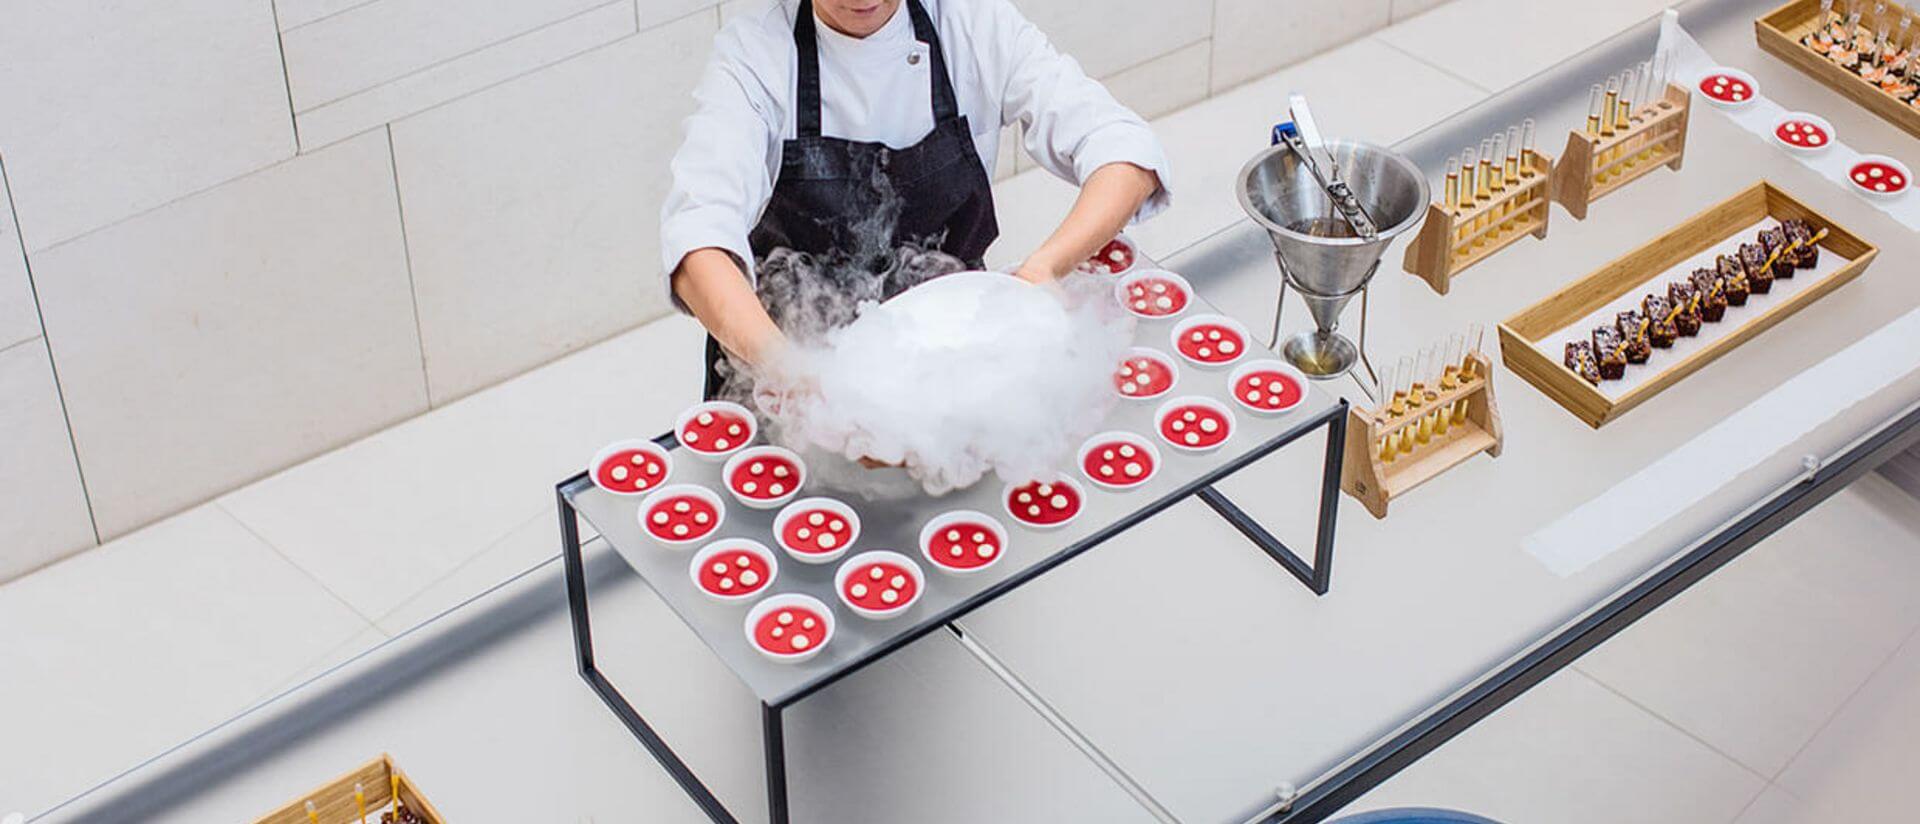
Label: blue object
xmin=1328 ymin=808 xmax=1504 ymax=824
xmin=1272 ymin=120 xmax=1298 ymax=146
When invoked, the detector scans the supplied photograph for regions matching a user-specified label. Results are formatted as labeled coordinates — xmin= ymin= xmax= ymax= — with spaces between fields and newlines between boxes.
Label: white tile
xmin=31 ymin=131 xmax=427 ymax=539
xmin=370 ymin=510 xmax=562 ymax=634
xmin=282 ymin=0 xmax=612 ymax=111
xmin=1343 ymin=671 xmax=1766 ymax=824
xmin=1127 ymin=36 xmax=1487 ymax=262
xmin=0 ymin=504 xmax=373 ymax=814
xmin=1013 ymin=0 xmax=1212 ymax=79
xmin=1211 ymin=0 xmax=1390 ymax=92
xmin=1391 ymin=0 xmax=1455 ymax=22
xmin=1733 ymin=785 xmax=1815 ymax=824
xmin=219 ymin=315 xmax=705 ymax=623
xmin=0 ymin=340 xmax=94 ymax=582
xmin=277 ymin=0 xmax=376 ymax=30
xmin=294 ymin=1 xmax=638 ymax=149
xmin=1100 ymin=39 xmax=1212 ymax=121
xmin=1376 ymin=0 xmax=1673 ymax=92
xmin=390 ymin=12 xmax=716 ymax=402
xmin=0 ymin=156 xmax=38 ymax=351
xmin=1577 ymin=475 xmax=1920 ymax=778
xmin=253 ymin=623 xmax=390 ymax=704
xmin=0 ymin=0 xmax=293 ymax=250
xmin=1775 ymin=623 xmax=1920 ymax=811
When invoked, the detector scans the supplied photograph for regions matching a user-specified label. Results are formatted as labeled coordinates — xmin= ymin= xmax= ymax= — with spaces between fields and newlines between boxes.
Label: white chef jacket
xmin=658 ymin=0 xmax=1173 ymax=307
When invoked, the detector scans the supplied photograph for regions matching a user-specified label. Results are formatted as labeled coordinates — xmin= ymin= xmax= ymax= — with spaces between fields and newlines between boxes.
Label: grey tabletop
xmin=564 ymin=282 xmax=1344 ymax=705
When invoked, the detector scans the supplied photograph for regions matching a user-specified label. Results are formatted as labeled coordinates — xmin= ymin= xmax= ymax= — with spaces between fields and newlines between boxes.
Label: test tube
xmin=1585 ymin=84 xmax=1605 ymax=135
xmin=1455 ymin=147 xmax=1476 ymax=249
xmin=1601 ymin=75 xmax=1621 ymax=137
xmin=1377 ymin=359 xmax=1401 ymax=462
xmin=1440 ymin=333 xmax=1465 ymax=426
xmin=1417 ymin=346 xmax=1442 ymax=444
xmin=1391 ymin=355 xmax=1414 ymax=456
xmin=1444 ymin=155 xmax=1461 ymax=210
xmin=357 ymin=782 xmax=368 ymax=824
xmin=1504 ymin=125 xmax=1521 ymax=179
xmin=1521 ymin=118 xmax=1538 ymax=171
xmin=1473 ymin=138 xmax=1495 ymax=242
xmin=305 ymin=801 xmax=320 ymax=824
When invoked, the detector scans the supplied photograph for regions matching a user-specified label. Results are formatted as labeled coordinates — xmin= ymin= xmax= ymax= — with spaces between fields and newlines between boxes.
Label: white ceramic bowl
xmin=1227 ymin=359 xmax=1310 ymax=416
xmin=1697 ymin=66 xmax=1758 ymax=109
xmin=636 ymin=483 xmax=726 ymax=549
xmin=1155 ymin=395 xmax=1238 ymax=454
xmin=1112 ymin=269 xmax=1193 ymax=321
xmin=720 ymin=445 xmax=806 ymax=510
xmin=1847 ymin=154 xmax=1912 ymax=200
xmin=1076 ymin=430 xmax=1162 ymax=492
xmin=1000 ymin=477 xmax=1086 ymax=531
xmin=1169 ymin=313 xmax=1252 ymax=369
xmin=688 ymin=538 xmax=778 ymax=603
xmin=588 ymin=439 xmax=672 ymax=496
xmin=833 ymin=550 xmax=926 ymax=620
xmin=771 ymin=496 xmax=861 ymax=564
xmin=918 ymin=510 xmax=1010 ymax=576
xmin=1771 ymin=111 xmax=1835 ymax=155
xmin=674 ymin=400 xmax=758 ymax=461
xmin=743 ymin=593 xmax=834 ymax=663
xmin=1114 ymin=346 xmax=1179 ymax=401
xmin=1077 ymin=233 xmax=1140 ymax=276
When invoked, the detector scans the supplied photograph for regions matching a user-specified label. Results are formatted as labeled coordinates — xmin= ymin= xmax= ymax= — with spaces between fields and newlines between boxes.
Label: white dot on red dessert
xmin=1038 ymin=484 xmax=1053 ymax=495
xmin=697 ymin=412 xmax=714 ymax=425
xmin=1200 ymin=418 xmax=1219 ymax=433
xmin=1268 ymin=395 xmax=1283 ymax=407
xmin=851 ymin=583 xmax=868 ymax=597
xmin=773 ymin=466 xmax=789 ymax=478
xmin=644 ymin=463 xmax=658 ymax=475
xmin=1102 ymin=449 xmax=1115 ymax=460
xmin=1027 ymin=504 xmax=1042 ymax=516
xmin=1119 ymin=444 xmax=1136 ymax=458
xmin=611 ymin=466 xmax=629 ymax=481
xmin=1050 ymin=493 xmax=1069 ymax=509
xmin=979 ymin=545 xmax=995 ymax=557
xmin=772 ymin=626 xmax=784 ymax=637
xmin=727 ymin=423 xmax=742 ymax=436
xmin=749 ymin=462 xmax=764 ymax=475
xmin=1246 ymin=390 xmax=1261 ymax=402
xmin=743 ymin=481 xmax=758 ymax=494
xmin=1119 ymin=365 xmax=1134 ymax=377
xmin=769 ymin=483 xmax=785 ymax=496
xmin=652 ymin=512 xmax=669 ymax=524
xmin=719 ymin=578 xmax=734 ymax=590
xmin=1185 ymin=432 xmax=1200 ymax=445
xmin=674 ymin=501 xmax=690 ymax=513
xmin=1220 ymin=341 xmax=1237 ymax=354
xmin=1131 ymin=286 xmax=1145 ymax=297
xmin=881 ymin=589 xmax=899 ymax=604
xmin=673 ymin=524 xmax=689 ymax=536
xmin=685 ymin=431 xmax=700 ymax=443
xmin=945 ymin=528 xmax=961 ymax=542
xmin=1017 ymin=492 xmax=1033 ymax=504
xmin=1190 ymin=331 xmax=1204 ymax=342
xmin=1099 ymin=465 xmax=1115 ymax=476
xmin=694 ymin=512 xmax=710 ymax=524
xmin=796 ymin=527 xmax=811 ymax=540
xmin=1198 ymin=347 xmax=1212 ymax=357
xmin=740 ymin=570 xmax=759 ymax=586
xmin=777 ymin=611 xmax=793 ymax=625
xmin=1155 ymin=296 xmax=1172 ymax=310
xmin=791 ymin=635 xmax=810 ymax=650
xmin=1121 ymin=384 xmax=1136 ymax=395
xmin=1151 ymin=282 xmax=1166 ymax=293
xmin=1125 ymin=462 xmax=1143 ymax=477
xmin=713 ymin=438 xmax=729 ymax=450
xmin=1136 ymin=360 xmax=1151 ymax=369
xmin=971 ymin=531 xmax=987 ymax=543
xmin=951 ymin=545 xmax=963 ymax=557
xmin=631 ymin=455 xmax=646 ymax=465
xmin=818 ymin=533 xmax=837 ymax=548
xmin=1208 ymin=330 xmax=1221 ymax=340
xmin=868 ymin=567 xmax=884 ymax=581
xmin=1183 ymin=411 xmax=1197 ymax=421
xmin=711 ymin=562 xmax=727 ymax=574
xmin=802 ymin=617 xmax=816 ymax=629
xmin=1111 ymin=250 xmax=1125 ymax=262
xmin=1134 ymin=300 xmax=1148 ymax=310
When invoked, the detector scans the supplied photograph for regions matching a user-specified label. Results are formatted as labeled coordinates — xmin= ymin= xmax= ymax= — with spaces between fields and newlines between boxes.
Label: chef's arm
xmin=1015 ymin=162 xmax=1161 ymax=284
xmin=672 ymin=248 xmax=786 ymax=367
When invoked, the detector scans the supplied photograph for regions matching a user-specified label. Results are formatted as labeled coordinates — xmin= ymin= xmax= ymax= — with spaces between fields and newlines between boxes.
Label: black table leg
xmin=559 ymin=482 xmax=741 ymax=823
xmin=764 ymin=701 xmax=791 ymax=824
xmin=1195 ymin=400 xmax=1346 ymax=595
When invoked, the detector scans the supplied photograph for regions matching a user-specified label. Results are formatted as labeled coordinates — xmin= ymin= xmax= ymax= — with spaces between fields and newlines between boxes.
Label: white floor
xmin=13 ymin=0 xmax=1920 ymax=821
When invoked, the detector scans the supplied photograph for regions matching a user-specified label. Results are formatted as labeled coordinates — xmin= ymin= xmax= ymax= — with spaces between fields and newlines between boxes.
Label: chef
xmin=660 ymin=0 xmax=1171 ymax=398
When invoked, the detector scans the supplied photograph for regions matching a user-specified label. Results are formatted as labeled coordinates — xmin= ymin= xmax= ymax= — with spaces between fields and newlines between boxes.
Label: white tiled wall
xmin=0 ymin=0 xmax=1455 ymax=576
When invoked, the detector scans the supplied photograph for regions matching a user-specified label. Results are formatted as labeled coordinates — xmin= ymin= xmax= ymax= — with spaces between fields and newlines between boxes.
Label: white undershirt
xmin=658 ymin=0 xmax=1172 ymax=306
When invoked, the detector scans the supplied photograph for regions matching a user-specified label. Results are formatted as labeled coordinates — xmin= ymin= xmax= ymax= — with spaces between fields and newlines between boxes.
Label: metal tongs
xmin=1271 ymin=94 xmax=1379 ymax=239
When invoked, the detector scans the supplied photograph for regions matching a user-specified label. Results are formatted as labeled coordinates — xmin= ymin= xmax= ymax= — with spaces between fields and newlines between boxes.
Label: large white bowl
xmin=1000 ymin=477 xmax=1086 ymax=531
xmin=1697 ymin=66 xmax=1758 ymax=109
xmin=1112 ymin=269 xmax=1193 ymax=321
xmin=1169 ymin=313 xmax=1251 ymax=369
xmin=1227 ymin=359 xmax=1310 ymax=416
xmin=833 ymin=550 xmax=926 ymax=620
xmin=1847 ymin=154 xmax=1911 ymax=200
xmin=1114 ymin=346 xmax=1179 ymax=401
xmin=1771 ymin=111 xmax=1834 ymax=156
xmin=743 ymin=593 xmax=835 ymax=663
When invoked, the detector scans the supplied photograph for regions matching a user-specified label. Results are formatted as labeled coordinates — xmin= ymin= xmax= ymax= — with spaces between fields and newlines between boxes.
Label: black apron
xmin=703 ymin=0 xmax=1000 ymax=398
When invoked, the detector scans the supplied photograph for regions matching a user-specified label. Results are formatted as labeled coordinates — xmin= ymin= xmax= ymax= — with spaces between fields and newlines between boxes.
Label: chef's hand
xmin=1013 ymin=254 xmax=1070 ymax=286
xmin=1019 ymin=162 xmax=1161 ymax=285
xmin=857 ymin=456 xmax=901 ymax=469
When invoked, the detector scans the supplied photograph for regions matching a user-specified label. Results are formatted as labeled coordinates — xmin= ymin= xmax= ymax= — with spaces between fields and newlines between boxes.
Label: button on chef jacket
xmin=659 ymin=0 xmax=1173 ymax=308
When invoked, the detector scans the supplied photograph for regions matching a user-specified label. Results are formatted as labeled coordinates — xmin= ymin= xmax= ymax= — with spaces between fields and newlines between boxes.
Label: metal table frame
xmin=559 ymin=398 xmax=1349 ymax=824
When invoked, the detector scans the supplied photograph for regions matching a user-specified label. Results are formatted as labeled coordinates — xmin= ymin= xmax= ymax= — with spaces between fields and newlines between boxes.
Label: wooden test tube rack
xmin=1340 ymin=352 xmax=1504 ymax=519
xmin=1551 ymin=83 xmax=1692 ymax=220
xmin=255 ymin=754 xmax=446 ymax=824
xmin=1403 ymin=150 xmax=1556 ymax=296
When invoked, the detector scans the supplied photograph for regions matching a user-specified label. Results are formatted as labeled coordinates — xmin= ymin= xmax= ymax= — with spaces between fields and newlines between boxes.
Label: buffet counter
xmin=32 ymin=0 xmax=1920 ymax=821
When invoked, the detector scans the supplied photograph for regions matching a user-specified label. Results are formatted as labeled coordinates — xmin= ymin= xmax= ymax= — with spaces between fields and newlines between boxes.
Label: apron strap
xmin=792 ymin=0 xmax=962 ymax=139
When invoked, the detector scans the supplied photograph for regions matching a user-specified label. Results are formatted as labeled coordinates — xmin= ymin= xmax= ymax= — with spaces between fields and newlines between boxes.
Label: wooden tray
xmin=1498 ymin=181 xmax=1878 ymax=428
xmin=1403 ymin=152 xmax=1555 ymax=296
xmin=1758 ymin=0 xmax=1920 ymax=140
xmin=256 ymin=754 xmax=446 ymax=824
